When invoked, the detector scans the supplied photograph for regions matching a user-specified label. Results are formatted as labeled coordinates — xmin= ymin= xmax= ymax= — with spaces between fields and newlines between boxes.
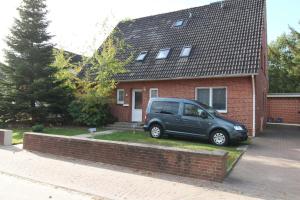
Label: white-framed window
xmin=156 ymin=48 xmax=170 ymax=59
xmin=195 ymin=87 xmax=227 ymax=113
xmin=117 ymin=89 xmax=125 ymax=104
xmin=174 ymin=19 xmax=184 ymax=27
xmin=180 ymin=46 xmax=192 ymax=57
xmin=136 ymin=51 xmax=148 ymax=61
xmin=149 ymin=88 xmax=158 ymax=99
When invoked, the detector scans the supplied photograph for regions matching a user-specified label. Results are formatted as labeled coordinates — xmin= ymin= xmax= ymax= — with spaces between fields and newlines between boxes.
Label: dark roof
xmin=114 ymin=0 xmax=266 ymax=81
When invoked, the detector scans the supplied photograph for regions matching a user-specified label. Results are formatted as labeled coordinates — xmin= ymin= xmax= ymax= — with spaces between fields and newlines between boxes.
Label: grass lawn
xmin=12 ymin=127 xmax=94 ymax=145
xmin=94 ymin=131 xmax=249 ymax=169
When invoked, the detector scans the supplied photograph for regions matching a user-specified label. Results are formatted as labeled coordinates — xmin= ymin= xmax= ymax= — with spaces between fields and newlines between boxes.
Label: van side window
xmin=183 ymin=103 xmax=205 ymax=117
xmin=151 ymin=101 xmax=164 ymax=113
xmin=151 ymin=101 xmax=179 ymax=115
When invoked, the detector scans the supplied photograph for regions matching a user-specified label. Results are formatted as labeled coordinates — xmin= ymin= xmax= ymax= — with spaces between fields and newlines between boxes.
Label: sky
xmin=0 ymin=0 xmax=299 ymax=63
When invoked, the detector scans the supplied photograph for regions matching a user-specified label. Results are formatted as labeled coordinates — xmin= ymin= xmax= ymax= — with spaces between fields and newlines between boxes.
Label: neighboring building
xmin=267 ymin=93 xmax=300 ymax=124
xmin=111 ymin=0 xmax=268 ymax=136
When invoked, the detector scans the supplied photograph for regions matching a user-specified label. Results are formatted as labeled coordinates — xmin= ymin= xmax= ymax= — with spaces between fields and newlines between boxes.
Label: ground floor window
xmin=149 ymin=88 xmax=159 ymax=98
xmin=195 ymin=87 xmax=227 ymax=113
xmin=117 ymin=89 xmax=125 ymax=104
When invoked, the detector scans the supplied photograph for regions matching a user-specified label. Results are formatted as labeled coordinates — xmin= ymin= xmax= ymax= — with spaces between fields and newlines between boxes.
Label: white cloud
xmin=0 ymin=0 xmax=215 ymax=62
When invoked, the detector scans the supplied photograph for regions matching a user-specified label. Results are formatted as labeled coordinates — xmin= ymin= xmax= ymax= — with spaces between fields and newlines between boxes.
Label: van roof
xmin=150 ymin=97 xmax=196 ymax=104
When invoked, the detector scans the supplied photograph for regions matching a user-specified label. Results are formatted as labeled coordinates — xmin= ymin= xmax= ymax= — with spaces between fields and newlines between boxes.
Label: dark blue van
xmin=143 ymin=98 xmax=248 ymax=146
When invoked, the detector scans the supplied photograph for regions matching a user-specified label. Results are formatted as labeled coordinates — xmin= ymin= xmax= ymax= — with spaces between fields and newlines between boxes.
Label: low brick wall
xmin=0 ymin=129 xmax=13 ymax=146
xmin=23 ymin=132 xmax=228 ymax=182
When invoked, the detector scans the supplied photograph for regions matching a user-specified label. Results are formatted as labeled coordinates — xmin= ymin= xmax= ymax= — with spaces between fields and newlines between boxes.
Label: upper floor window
xmin=180 ymin=46 xmax=192 ymax=57
xmin=136 ymin=51 xmax=148 ymax=61
xmin=174 ymin=19 xmax=184 ymax=27
xmin=196 ymin=87 xmax=227 ymax=113
xmin=117 ymin=89 xmax=125 ymax=104
xmin=156 ymin=48 xmax=171 ymax=59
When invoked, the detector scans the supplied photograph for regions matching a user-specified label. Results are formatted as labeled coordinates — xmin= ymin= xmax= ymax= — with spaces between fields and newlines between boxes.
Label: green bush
xmin=68 ymin=95 xmax=116 ymax=127
xmin=32 ymin=124 xmax=44 ymax=132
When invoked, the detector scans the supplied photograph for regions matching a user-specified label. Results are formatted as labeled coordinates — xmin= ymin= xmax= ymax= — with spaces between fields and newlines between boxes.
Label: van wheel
xmin=150 ymin=124 xmax=163 ymax=138
xmin=210 ymin=130 xmax=229 ymax=146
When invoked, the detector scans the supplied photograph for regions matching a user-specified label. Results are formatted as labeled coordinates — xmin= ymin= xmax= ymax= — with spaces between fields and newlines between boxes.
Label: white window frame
xmin=117 ymin=89 xmax=125 ymax=105
xmin=136 ymin=51 xmax=148 ymax=61
xmin=156 ymin=48 xmax=171 ymax=59
xmin=195 ymin=87 xmax=227 ymax=113
xmin=149 ymin=88 xmax=159 ymax=99
xmin=180 ymin=46 xmax=192 ymax=57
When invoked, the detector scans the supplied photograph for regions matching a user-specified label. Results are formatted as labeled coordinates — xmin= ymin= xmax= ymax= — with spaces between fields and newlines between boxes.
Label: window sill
xmin=217 ymin=110 xmax=227 ymax=114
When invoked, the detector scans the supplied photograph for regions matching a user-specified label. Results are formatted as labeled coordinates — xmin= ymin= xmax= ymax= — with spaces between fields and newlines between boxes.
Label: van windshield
xmin=193 ymin=101 xmax=220 ymax=117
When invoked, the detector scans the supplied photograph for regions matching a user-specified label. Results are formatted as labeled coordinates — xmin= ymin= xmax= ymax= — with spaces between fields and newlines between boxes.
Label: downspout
xmin=252 ymin=75 xmax=256 ymax=137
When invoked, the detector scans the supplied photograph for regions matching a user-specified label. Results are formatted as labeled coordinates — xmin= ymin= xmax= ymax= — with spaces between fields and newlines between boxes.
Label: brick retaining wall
xmin=23 ymin=132 xmax=228 ymax=182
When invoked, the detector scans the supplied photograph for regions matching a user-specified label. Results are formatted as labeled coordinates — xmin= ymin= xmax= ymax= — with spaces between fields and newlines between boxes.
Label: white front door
xmin=132 ymin=89 xmax=143 ymax=122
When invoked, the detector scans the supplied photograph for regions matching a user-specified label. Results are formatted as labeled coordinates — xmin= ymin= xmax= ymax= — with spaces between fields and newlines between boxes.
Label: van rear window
xmin=150 ymin=101 xmax=179 ymax=115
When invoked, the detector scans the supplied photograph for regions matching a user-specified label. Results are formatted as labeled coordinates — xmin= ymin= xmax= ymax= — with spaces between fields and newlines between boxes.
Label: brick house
xmin=110 ymin=0 xmax=268 ymax=136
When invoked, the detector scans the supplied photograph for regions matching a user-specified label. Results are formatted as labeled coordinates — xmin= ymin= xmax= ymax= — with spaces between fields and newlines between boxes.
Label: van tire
xmin=210 ymin=130 xmax=229 ymax=146
xmin=149 ymin=124 xmax=163 ymax=138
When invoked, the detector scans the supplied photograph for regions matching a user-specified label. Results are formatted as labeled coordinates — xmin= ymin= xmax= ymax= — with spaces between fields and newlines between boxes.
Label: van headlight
xmin=234 ymin=125 xmax=243 ymax=131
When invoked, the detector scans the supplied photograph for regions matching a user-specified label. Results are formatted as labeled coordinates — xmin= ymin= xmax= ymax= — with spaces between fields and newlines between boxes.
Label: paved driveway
xmin=225 ymin=125 xmax=300 ymax=199
xmin=0 ymin=125 xmax=299 ymax=200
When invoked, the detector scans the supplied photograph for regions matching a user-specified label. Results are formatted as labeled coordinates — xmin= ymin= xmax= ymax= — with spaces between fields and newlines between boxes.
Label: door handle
xmin=175 ymin=118 xmax=181 ymax=121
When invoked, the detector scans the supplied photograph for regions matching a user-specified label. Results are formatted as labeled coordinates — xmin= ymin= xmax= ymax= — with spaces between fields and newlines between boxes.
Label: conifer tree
xmin=0 ymin=0 xmax=72 ymax=124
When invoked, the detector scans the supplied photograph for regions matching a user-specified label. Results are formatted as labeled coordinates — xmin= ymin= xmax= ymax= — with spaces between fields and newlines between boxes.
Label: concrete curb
xmin=226 ymin=145 xmax=249 ymax=176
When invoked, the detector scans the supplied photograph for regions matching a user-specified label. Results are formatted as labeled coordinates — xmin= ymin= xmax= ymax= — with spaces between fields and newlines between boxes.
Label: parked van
xmin=143 ymin=98 xmax=248 ymax=146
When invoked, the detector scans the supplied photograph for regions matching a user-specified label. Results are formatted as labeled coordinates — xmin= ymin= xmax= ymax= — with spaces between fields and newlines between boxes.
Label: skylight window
xmin=136 ymin=51 xmax=148 ymax=61
xmin=180 ymin=46 xmax=192 ymax=57
xmin=174 ymin=19 xmax=184 ymax=27
xmin=156 ymin=48 xmax=171 ymax=59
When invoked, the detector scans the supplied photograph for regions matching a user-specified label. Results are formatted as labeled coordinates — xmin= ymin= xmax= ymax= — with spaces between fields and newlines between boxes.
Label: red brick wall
xmin=23 ymin=132 xmax=228 ymax=182
xmin=267 ymin=97 xmax=300 ymax=124
xmin=0 ymin=131 xmax=4 ymax=145
xmin=255 ymin=69 xmax=268 ymax=134
xmin=112 ymin=77 xmax=255 ymax=135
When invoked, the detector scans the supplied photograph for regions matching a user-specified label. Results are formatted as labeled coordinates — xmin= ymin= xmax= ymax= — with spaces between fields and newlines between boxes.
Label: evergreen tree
xmin=0 ymin=0 xmax=72 ymax=124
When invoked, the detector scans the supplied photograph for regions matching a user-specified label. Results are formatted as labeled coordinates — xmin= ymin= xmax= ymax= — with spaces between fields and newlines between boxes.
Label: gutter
xmin=117 ymin=73 xmax=258 ymax=82
xmin=252 ymin=75 xmax=256 ymax=137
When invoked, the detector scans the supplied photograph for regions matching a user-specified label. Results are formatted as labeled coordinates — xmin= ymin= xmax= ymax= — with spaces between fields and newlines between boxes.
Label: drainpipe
xmin=252 ymin=75 xmax=256 ymax=137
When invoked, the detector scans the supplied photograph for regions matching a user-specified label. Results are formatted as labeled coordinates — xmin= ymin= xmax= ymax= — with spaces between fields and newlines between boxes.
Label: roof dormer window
xmin=156 ymin=48 xmax=170 ymax=59
xmin=180 ymin=46 xmax=192 ymax=57
xmin=136 ymin=51 xmax=148 ymax=61
xmin=174 ymin=19 xmax=184 ymax=27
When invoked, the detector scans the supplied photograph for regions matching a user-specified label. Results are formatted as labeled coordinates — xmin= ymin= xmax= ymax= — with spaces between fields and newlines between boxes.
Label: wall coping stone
xmin=24 ymin=132 xmax=228 ymax=157
xmin=0 ymin=129 xmax=13 ymax=146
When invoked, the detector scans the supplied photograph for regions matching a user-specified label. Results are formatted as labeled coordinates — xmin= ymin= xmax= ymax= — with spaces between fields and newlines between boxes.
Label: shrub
xmin=32 ymin=124 xmax=44 ymax=132
xmin=68 ymin=95 xmax=116 ymax=127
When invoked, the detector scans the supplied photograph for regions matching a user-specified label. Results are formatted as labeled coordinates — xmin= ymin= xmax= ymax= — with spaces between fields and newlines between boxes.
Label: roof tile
xmin=114 ymin=0 xmax=265 ymax=81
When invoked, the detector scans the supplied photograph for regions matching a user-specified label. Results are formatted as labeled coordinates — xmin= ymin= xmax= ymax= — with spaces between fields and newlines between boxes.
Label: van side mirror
xmin=200 ymin=111 xmax=208 ymax=119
